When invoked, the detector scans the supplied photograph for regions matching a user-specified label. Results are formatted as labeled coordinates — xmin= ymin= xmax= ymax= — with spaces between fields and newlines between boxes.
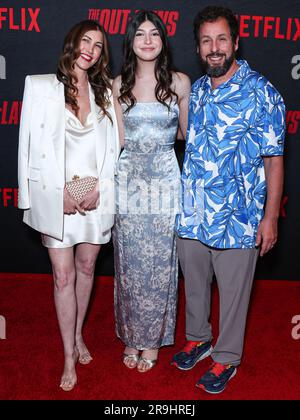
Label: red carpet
xmin=0 ymin=274 xmax=300 ymax=400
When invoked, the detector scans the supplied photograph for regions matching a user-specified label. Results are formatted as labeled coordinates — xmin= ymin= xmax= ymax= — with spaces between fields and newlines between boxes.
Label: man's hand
xmin=256 ymin=155 xmax=284 ymax=257
xmin=255 ymin=217 xmax=278 ymax=256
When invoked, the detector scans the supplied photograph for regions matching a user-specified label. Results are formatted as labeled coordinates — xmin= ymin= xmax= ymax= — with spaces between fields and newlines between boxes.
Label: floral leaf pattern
xmin=114 ymin=103 xmax=180 ymax=348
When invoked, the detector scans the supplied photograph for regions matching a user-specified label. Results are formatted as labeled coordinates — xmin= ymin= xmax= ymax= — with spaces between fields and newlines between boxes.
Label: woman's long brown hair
xmin=119 ymin=10 xmax=177 ymax=113
xmin=57 ymin=20 xmax=112 ymax=122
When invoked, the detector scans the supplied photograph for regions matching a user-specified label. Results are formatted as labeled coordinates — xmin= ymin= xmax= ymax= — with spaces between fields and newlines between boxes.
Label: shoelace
xmin=182 ymin=341 xmax=203 ymax=353
xmin=210 ymin=362 xmax=229 ymax=376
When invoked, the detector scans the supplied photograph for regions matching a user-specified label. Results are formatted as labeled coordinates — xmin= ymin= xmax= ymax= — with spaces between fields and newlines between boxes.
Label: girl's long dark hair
xmin=57 ymin=20 xmax=112 ymax=122
xmin=119 ymin=10 xmax=177 ymax=113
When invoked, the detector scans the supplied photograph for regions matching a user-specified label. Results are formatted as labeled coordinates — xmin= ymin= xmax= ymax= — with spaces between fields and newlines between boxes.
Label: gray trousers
xmin=176 ymin=236 xmax=259 ymax=366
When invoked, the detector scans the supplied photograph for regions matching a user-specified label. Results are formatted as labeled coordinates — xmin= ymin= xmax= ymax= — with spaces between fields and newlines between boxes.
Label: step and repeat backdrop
xmin=0 ymin=0 xmax=299 ymax=278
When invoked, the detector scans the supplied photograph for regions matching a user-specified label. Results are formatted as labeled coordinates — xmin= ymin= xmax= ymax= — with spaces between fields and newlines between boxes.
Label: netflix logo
xmin=286 ymin=111 xmax=300 ymax=135
xmin=0 ymin=8 xmax=40 ymax=32
xmin=0 ymin=188 xmax=18 ymax=208
xmin=237 ymin=15 xmax=300 ymax=41
xmin=88 ymin=9 xmax=179 ymax=36
xmin=0 ymin=101 xmax=22 ymax=125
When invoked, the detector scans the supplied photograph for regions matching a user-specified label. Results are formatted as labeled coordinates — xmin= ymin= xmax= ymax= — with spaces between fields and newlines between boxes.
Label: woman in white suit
xmin=18 ymin=20 xmax=119 ymax=391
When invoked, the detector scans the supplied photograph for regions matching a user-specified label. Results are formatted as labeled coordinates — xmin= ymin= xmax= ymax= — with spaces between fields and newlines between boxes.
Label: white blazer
xmin=18 ymin=74 xmax=120 ymax=240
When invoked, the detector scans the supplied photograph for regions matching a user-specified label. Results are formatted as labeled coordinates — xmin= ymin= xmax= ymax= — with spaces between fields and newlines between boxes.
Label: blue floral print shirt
xmin=176 ymin=60 xmax=285 ymax=249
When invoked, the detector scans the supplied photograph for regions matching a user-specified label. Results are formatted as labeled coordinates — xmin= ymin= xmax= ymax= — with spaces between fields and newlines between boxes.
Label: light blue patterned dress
xmin=113 ymin=102 xmax=180 ymax=350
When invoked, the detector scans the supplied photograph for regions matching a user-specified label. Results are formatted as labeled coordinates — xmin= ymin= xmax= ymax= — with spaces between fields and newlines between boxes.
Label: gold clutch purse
xmin=65 ymin=176 xmax=98 ymax=203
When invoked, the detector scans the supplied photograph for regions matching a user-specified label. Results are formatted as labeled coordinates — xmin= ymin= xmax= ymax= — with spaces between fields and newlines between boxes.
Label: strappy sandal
xmin=137 ymin=357 xmax=157 ymax=372
xmin=60 ymin=376 xmax=77 ymax=392
xmin=78 ymin=352 xmax=93 ymax=365
xmin=75 ymin=343 xmax=93 ymax=365
xmin=123 ymin=353 xmax=140 ymax=369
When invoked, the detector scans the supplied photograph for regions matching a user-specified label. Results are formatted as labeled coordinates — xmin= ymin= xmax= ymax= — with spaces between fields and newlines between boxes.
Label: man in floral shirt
xmin=172 ymin=6 xmax=285 ymax=394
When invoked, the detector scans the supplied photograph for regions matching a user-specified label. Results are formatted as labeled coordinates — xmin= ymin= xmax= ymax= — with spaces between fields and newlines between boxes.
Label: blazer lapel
xmin=89 ymin=83 xmax=107 ymax=175
xmin=48 ymin=77 xmax=65 ymax=179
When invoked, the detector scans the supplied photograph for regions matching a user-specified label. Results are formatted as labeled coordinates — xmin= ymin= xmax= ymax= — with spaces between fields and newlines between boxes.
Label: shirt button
xmin=42 ymin=154 xmax=46 ymax=159
xmin=110 ymin=148 xmax=114 ymax=154
xmin=40 ymin=124 xmax=44 ymax=128
xmin=43 ymin=185 xmax=46 ymax=190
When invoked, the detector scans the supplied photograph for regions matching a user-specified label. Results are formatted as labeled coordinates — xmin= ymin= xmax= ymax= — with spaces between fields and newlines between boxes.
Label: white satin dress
xmin=42 ymin=108 xmax=111 ymax=248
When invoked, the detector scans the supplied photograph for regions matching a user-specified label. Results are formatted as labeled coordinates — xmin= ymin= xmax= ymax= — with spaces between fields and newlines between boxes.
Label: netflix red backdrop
xmin=0 ymin=0 xmax=299 ymax=279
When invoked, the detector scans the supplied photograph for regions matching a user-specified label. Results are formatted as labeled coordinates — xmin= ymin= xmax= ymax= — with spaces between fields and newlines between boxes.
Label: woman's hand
xmin=63 ymin=187 xmax=85 ymax=215
xmin=79 ymin=183 xmax=100 ymax=211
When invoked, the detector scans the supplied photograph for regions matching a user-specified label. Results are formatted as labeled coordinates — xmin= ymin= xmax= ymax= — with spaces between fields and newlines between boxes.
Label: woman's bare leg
xmin=48 ymin=247 xmax=78 ymax=390
xmin=74 ymin=243 xmax=101 ymax=364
